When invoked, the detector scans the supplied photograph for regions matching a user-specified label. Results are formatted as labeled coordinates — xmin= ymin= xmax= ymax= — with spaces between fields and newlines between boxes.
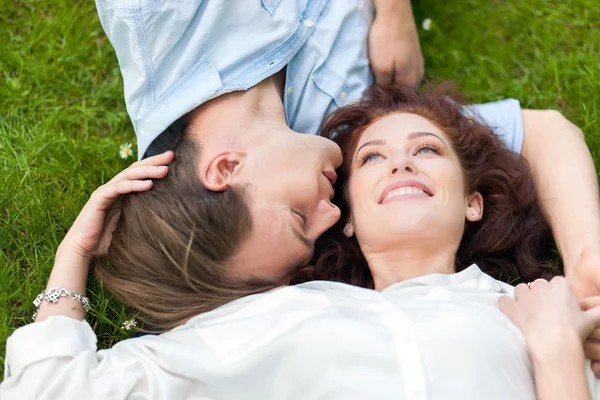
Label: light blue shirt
xmin=96 ymin=0 xmax=523 ymax=159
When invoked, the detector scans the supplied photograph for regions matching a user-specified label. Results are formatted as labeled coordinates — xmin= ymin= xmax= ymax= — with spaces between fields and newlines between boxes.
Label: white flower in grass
xmin=122 ymin=318 xmax=138 ymax=331
xmin=422 ymin=18 xmax=432 ymax=31
xmin=119 ymin=143 xmax=133 ymax=159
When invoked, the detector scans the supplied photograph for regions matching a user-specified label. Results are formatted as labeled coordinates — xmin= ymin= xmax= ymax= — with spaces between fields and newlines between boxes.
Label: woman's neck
xmin=364 ymin=246 xmax=456 ymax=290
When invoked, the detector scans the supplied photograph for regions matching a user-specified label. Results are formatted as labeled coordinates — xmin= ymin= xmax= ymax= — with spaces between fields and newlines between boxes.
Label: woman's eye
xmin=415 ymin=146 xmax=440 ymax=155
xmin=360 ymin=153 xmax=382 ymax=165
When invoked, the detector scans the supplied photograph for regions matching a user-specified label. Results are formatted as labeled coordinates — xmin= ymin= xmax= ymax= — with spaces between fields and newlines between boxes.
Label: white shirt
xmin=2 ymin=265 xmax=598 ymax=399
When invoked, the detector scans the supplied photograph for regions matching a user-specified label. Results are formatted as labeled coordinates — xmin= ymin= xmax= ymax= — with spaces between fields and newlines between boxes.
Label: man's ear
xmin=202 ymin=150 xmax=247 ymax=191
xmin=465 ymin=191 xmax=484 ymax=222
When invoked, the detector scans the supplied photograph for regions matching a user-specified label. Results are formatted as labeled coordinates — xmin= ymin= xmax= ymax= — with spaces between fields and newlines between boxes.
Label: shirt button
xmin=304 ymin=19 xmax=314 ymax=28
xmin=287 ymin=87 xmax=292 ymax=96
xmin=340 ymin=91 xmax=348 ymax=103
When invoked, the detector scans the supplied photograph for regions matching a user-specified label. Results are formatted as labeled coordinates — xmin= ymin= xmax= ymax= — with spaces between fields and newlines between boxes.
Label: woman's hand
xmin=499 ymin=278 xmax=600 ymax=400
xmin=499 ymin=277 xmax=600 ymax=360
xmin=368 ymin=2 xmax=424 ymax=87
xmin=60 ymin=151 xmax=174 ymax=261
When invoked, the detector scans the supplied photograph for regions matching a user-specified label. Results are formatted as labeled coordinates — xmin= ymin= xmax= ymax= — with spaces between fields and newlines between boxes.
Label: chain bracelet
xmin=32 ymin=287 xmax=91 ymax=320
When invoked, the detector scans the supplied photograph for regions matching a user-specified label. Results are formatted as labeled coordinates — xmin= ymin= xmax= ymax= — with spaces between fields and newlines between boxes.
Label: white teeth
xmin=383 ymin=186 xmax=425 ymax=201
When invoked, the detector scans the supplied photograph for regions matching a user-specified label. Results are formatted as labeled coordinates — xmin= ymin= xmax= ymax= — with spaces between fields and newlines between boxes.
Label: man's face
xmin=227 ymin=128 xmax=343 ymax=282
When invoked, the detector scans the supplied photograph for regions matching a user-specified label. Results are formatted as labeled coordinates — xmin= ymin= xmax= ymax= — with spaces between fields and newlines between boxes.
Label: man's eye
xmin=293 ymin=209 xmax=307 ymax=226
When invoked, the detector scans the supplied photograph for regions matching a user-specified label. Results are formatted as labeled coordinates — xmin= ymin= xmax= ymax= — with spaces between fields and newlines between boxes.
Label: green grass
xmin=0 ymin=0 xmax=599 ymax=377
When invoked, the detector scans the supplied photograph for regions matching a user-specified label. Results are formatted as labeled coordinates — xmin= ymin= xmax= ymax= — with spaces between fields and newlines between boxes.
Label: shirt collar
xmin=381 ymin=264 xmax=509 ymax=294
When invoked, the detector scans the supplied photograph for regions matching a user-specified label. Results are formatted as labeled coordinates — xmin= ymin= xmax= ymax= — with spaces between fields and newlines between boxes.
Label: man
xmin=97 ymin=0 xmax=600 ymax=307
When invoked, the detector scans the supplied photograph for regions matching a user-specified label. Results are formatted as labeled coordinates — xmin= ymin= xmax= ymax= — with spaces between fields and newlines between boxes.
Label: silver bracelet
xmin=32 ymin=287 xmax=91 ymax=320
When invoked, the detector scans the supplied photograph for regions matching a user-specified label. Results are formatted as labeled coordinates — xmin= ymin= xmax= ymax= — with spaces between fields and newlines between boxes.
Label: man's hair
xmin=95 ymin=134 xmax=277 ymax=332
xmin=295 ymin=83 xmax=555 ymax=287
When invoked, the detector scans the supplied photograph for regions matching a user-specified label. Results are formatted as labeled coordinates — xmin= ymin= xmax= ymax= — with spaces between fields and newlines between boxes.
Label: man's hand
xmin=569 ymin=246 xmax=600 ymax=299
xmin=368 ymin=2 xmax=424 ymax=87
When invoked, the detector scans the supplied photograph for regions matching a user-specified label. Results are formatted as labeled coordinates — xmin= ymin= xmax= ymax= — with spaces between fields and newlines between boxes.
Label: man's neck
xmin=364 ymin=245 xmax=457 ymax=291
xmin=183 ymin=72 xmax=288 ymax=150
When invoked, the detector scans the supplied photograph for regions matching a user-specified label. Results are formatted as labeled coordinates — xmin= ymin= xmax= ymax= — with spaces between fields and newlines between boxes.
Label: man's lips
xmin=378 ymin=179 xmax=434 ymax=204
xmin=322 ymin=170 xmax=337 ymax=200
xmin=323 ymin=170 xmax=337 ymax=185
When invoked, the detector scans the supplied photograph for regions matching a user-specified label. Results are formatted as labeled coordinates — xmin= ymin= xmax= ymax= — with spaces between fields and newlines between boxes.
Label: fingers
xmin=110 ymin=165 xmax=169 ymax=184
xmin=498 ymin=295 xmax=516 ymax=317
xmin=394 ymin=64 xmax=424 ymax=87
xmin=526 ymin=278 xmax=549 ymax=290
xmin=92 ymin=180 xmax=154 ymax=206
xmin=373 ymin=64 xmax=394 ymax=87
xmin=513 ymin=283 xmax=530 ymax=298
xmin=133 ymin=150 xmax=174 ymax=167
xmin=580 ymin=296 xmax=600 ymax=311
xmin=109 ymin=150 xmax=173 ymax=184
xmin=592 ymin=361 xmax=600 ymax=379
xmin=584 ymin=306 xmax=600 ymax=332
xmin=584 ymin=340 xmax=600 ymax=362
xmin=589 ymin=327 xmax=600 ymax=341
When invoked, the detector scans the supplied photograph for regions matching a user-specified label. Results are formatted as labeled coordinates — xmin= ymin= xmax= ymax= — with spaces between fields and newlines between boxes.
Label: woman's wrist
xmin=529 ymin=331 xmax=584 ymax=367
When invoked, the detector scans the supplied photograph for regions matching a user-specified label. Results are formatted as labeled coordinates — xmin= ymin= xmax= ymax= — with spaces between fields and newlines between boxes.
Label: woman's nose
xmin=390 ymin=157 xmax=417 ymax=175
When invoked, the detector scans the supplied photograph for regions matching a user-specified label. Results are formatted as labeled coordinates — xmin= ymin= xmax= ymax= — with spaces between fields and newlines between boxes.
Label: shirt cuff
xmin=5 ymin=316 xmax=97 ymax=378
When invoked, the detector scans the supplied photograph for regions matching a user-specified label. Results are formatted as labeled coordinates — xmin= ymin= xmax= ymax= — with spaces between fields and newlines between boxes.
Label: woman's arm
xmin=34 ymin=151 xmax=173 ymax=322
xmin=1 ymin=152 xmax=174 ymax=399
xmin=499 ymin=278 xmax=600 ymax=400
xmin=529 ymin=335 xmax=591 ymax=400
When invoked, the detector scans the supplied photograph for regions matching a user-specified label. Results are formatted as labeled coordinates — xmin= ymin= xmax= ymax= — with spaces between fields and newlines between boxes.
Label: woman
xmin=1 ymin=86 xmax=598 ymax=400
xmin=309 ymin=83 xmax=600 ymax=399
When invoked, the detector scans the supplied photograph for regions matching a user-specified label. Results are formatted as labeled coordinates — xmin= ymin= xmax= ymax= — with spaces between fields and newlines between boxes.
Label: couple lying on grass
xmin=2 ymin=81 xmax=600 ymax=399
xmin=3 ymin=0 xmax=600 ymax=398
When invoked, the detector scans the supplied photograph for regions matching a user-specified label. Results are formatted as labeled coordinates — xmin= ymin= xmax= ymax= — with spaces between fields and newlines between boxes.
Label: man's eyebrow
xmin=354 ymin=139 xmax=386 ymax=161
xmin=407 ymin=131 xmax=447 ymax=146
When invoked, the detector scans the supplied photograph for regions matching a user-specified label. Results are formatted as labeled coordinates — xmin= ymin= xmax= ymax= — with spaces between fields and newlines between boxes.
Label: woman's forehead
xmin=358 ymin=113 xmax=444 ymax=145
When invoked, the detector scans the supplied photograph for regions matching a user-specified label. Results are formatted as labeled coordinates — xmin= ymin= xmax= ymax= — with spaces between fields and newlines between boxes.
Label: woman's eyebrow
xmin=354 ymin=139 xmax=386 ymax=161
xmin=407 ymin=131 xmax=447 ymax=146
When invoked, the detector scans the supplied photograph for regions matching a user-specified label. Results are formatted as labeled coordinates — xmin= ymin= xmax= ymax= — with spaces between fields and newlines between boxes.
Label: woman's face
xmin=346 ymin=112 xmax=482 ymax=252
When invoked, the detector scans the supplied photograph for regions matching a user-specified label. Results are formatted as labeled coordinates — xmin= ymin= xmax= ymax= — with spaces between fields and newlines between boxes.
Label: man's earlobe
xmin=202 ymin=150 xmax=246 ymax=191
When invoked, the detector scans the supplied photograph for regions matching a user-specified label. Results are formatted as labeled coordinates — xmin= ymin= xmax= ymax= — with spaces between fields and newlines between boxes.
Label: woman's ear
xmin=202 ymin=150 xmax=246 ymax=191
xmin=465 ymin=192 xmax=484 ymax=222
xmin=343 ymin=218 xmax=355 ymax=238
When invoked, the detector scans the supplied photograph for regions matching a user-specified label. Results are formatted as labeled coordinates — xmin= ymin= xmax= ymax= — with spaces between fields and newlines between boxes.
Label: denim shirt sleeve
xmin=464 ymin=99 xmax=524 ymax=154
xmin=95 ymin=0 xmax=231 ymax=156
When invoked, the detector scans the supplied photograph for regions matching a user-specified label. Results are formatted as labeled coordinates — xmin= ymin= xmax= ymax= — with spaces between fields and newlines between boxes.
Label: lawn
xmin=1 ymin=0 xmax=599 ymax=377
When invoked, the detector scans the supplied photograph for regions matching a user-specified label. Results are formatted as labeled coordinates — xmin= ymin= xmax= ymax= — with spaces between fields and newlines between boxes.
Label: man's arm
xmin=369 ymin=0 xmax=424 ymax=86
xmin=521 ymin=110 xmax=600 ymax=297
